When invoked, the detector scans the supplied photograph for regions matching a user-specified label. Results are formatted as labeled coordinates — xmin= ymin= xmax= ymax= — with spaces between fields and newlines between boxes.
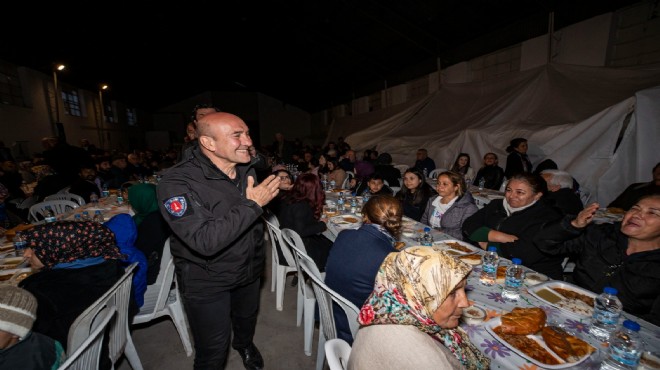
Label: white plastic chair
xmin=428 ymin=168 xmax=446 ymax=179
xmin=390 ymin=186 xmax=401 ymax=194
xmin=393 ymin=164 xmax=408 ymax=175
xmin=283 ymin=228 xmax=360 ymax=370
xmin=29 ymin=199 xmax=79 ymax=223
xmin=58 ymin=306 xmax=117 ymax=370
xmin=261 ymin=210 xmax=297 ymax=312
xmin=45 ymin=192 xmax=86 ymax=206
xmin=342 ymin=171 xmax=354 ymax=190
xmin=578 ymin=187 xmax=591 ymax=206
xmin=132 ymin=238 xmax=193 ymax=357
xmin=280 ymin=228 xmax=318 ymax=357
xmin=324 ymin=338 xmax=352 ymax=370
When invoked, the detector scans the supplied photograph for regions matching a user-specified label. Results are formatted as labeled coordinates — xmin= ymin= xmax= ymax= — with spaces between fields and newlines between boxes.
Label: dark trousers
xmin=182 ymin=278 xmax=261 ymax=370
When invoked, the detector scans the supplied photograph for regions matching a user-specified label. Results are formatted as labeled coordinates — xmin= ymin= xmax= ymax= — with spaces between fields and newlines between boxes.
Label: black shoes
xmin=236 ymin=342 xmax=264 ymax=370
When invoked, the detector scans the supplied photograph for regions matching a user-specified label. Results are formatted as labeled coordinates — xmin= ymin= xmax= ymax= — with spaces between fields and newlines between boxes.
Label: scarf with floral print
xmin=358 ymin=246 xmax=490 ymax=370
xmin=24 ymin=221 xmax=123 ymax=269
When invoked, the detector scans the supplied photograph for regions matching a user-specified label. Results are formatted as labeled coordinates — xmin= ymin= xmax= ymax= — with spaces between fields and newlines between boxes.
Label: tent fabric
xmin=328 ymin=63 xmax=660 ymax=205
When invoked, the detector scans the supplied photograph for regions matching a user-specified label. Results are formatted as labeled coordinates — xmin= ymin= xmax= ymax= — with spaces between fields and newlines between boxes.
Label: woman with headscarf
xmin=128 ymin=183 xmax=171 ymax=285
xmin=19 ymin=221 xmax=125 ymax=350
xmin=348 ymin=246 xmax=490 ymax=370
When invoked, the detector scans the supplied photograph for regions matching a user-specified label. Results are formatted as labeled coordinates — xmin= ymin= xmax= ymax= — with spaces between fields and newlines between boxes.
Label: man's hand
xmin=246 ymin=175 xmax=281 ymax=207
xmin=571 ymin=202 xmax=599 ymax=228
xmin=488 ymin=230 xmax=519 ymax=243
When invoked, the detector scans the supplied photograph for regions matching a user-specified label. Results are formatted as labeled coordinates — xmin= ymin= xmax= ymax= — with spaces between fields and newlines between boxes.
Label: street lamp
xmin=52 ymin=64 xmax=66 ymax=124
xmin=98 ymin=84 xmax=109 ymax=149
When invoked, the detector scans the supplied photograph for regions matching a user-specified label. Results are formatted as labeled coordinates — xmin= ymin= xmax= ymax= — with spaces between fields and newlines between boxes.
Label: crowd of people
xmin=1 ymin=105 xmax=658 ymax=370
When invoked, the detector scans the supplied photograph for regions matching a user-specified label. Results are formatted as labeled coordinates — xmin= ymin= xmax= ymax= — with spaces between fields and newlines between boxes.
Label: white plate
xmin=433 ymin=239 xmax=480 ymax=255
xmin=485 ymin=317 xmax=593 ymax=369
xmin=330 ymin=215 xmax=362 ymax=230
xmin=528 ymin=281 xmax=597 ymax=319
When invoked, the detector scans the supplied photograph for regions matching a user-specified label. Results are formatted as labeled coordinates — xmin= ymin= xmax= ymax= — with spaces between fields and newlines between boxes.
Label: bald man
xmin=158 ymin=112 xmax=280 ymax=370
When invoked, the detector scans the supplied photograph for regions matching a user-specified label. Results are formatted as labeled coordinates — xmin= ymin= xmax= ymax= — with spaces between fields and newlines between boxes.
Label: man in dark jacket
xmin=157 ymin=112 xmax=281 ymax=370
xmin=540 ymin=169 xmax=583 ymax=216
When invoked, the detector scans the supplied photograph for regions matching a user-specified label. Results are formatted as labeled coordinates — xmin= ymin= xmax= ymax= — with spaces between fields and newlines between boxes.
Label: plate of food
xmin=330 ymin=215 xmax=362 ymax=230
xmin=434 ymin=239 xmax=480 ymax=255
xmin=528 ymin=281 xmax=597 ymax=318
xmin=458 ymin=254 xmax=483 ymax=265
xmin=485 ymin=308 xmax=595 ymax=369
xmin=0 ymin=257 xmax=26 ymax=270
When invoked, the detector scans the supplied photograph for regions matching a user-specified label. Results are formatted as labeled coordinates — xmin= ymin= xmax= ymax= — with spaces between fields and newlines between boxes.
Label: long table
xmin=321 ymin=197 xmax=660 ymax=369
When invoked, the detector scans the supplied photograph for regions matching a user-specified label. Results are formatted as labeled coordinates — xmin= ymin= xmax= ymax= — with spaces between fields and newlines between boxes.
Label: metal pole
xmin=98 ymin=89 xmax=105 ymax=149
xmin=52 ymin=70 xmax=60 ymax=123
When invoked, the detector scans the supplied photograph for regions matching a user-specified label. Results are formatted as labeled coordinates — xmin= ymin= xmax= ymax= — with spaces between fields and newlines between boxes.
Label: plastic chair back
xmin=428 ymin=168 xmax=446 ymax=179
xmin=324 ymin=338 xmax=352 ymax=370
xmin=29 ymin=199 xmax=79 ymax=223
xmin=58 ymin=306 xmax=117 ymax=370
xmin=132 ymin=238 xmax=193 ymax=356
xmin=45 ymin=193 xmax=86 ymax=206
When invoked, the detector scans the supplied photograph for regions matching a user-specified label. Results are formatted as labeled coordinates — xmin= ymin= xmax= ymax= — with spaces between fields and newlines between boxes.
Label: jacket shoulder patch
xmin=164 ymin=196 xmax=188 ymax=217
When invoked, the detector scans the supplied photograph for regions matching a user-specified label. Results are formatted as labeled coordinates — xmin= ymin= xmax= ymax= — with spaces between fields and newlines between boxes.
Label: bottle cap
xmin=424 ymin=227 xmax=431 ymax=232
xmin=604 ymin=286 xmax=618 ymax=295
xmin=487 ymin=246 xmax=497 ymax=252
xmin=622 ymin=320 xmax=640 ymax=331
xmin=511 ymin=258 xmax=522 ymax=265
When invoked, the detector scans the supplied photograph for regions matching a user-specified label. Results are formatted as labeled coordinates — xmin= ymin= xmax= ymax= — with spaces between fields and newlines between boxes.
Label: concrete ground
xmin=117 ymin=243 xmax=319 ymax=370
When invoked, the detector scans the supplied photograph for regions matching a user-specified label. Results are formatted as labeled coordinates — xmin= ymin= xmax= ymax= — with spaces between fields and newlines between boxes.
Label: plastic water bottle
xmin=13 ymin=231 xmax=27 ymax=257
xmin=101 ymin=183 xmax=110 ymax=198
xmin=337 ymin=192 xmax=346 ymax=213
xmin=590 ymin=286 xmax=623 ymax=342
xmin=117 ymin=195 xmax=124 ymax=205
xmin=350 ymin=197 xmax=358 ymax=214
xmin=44 ymin=206 xmax=57 ymax=223
xmin=90 ymin=192 xmax=99 ymax=204
xmin=600 ymin=320 xmax=643 ymax=370
xmin=480 ymin=246 xmax=499 ymax=286
xmin=478 ymin=177 xmax=486 ymax=190
xmin=502 ymin=258 xmax=525 ymax=301
xmin=421 ymin=227 xmax=434 ymax=246
xmin=81 ymin=211 xmax=91 ymax=221
xmin=329 ymin=179 xmax=336 ymax=190
xmin=92 ymin=210 xmax=104 ymax=224
xmin=74 ymin=214 xmax=82 ymax=222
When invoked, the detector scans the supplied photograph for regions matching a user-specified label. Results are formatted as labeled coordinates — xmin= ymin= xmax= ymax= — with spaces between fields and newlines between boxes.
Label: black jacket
xmin=156 ymin=145 xmax=266 ymax=295
xmin=543 ymin=187 xmax=584 ymax=216
xmin=462 ymin=199 xmax=564 ymax=280
xmin=473 ymin=165 xmax=505 ymax=191
xmin=535 ymin=219 xmax=660 ymax=325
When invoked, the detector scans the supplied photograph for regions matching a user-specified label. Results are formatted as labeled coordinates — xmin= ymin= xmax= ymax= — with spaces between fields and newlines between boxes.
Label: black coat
xmin=504 ymin=151 xmax=533 ymax=178
xmin=543 ymin=187 xmax=584 ymax=216
xmin=276 ymin=200 xmax=333 ymax=270
xmin=473 ymin=165 xmax=505 ymax=191
xmin=463 ymin=199 xmax=564 ymax=279
xmin=535 ymin=219 xmax=660 ymax=326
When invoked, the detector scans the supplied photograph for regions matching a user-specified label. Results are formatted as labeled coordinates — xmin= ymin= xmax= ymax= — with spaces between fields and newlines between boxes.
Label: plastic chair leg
xmin=296 ymin=287 xmax=304 ymax=327
xmin=315 ymin=324 xmax=327 ymax=370
xmin=303 ymin=298 xmax=315 ymax=356
xmin=123 ymin=334 xmax=143 ymax=370
xmin=276 ymin=267 xmax=286 ymax=311
xmin=168 ymin=302 xmax=194 ymax=356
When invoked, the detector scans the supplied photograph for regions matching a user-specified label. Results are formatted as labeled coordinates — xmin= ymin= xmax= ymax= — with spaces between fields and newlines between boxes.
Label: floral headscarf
xmin=359 ymin=246 xmax=490 ymax=370
xmin=24 ymin=221 xmax=122 ymax=269
xmin=127 ymin=183 xmax=159 ymax=226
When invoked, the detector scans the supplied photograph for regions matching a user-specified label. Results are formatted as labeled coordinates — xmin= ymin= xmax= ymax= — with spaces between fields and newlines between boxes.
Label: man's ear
xmin=199 ymin=136 xmax=215 ymax=152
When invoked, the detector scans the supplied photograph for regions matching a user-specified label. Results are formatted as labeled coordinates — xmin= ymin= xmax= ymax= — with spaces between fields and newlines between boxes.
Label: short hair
xmin=506 ymin=138 xmax=527 ymax=153
xmin=190 ymin=104 xmax=221 ymax=122
xmin=541 ymin=169 xmax=573 ymax=189
xmin=362 ymin=195 xmax=403 ymax=239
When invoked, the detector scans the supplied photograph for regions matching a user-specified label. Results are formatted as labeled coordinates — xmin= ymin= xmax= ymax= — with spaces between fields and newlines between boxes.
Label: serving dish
xmin=528 ymin=281 xmax=597 ymax=318
xmin=433 ymin=239 xmax=480 ymax=255
xmin=485 ymin=317 xmax=593 ymax=369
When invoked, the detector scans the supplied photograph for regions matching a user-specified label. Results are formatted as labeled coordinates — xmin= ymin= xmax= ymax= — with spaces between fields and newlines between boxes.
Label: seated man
xmin=608 ymin=162 xmax=660 ymax=211
xmin=0 ymin=285 xmax=65 ymax=369
xmin=69 ymin=163 xmax=102 ymax=203
xmin=413 ymin=148 xmax=436 ymax=176
xmin=540 ymin=169 xmax=583 ymax=216
xmin=535 ymin=194 xmax=660 ymax=325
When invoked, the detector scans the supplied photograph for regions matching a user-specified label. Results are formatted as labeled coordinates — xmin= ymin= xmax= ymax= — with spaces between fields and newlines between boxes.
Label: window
xmin=126 ymin=108 xmax=137 ymax=126
xmin=0 ymin=61 xmax=25 ymax=107
xmin=104 ymin=102 xmax=115 ymax=123
xmin=62 ymin=88 xmax=82 ymax=117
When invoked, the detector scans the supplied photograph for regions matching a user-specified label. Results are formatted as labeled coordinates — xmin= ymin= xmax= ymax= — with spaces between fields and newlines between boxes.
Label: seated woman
xmin=462 ymin=173 xmax=564 ymax=280
xmin=473 ymin=152 xmax=505 ymax=190
xmin=266 ymin=169 xmax=294 ymax=216
xmin=395 ymin=167 xmax=435 ymax=221
xmin=349 ymin=246 xmax=490 ymax=370
xmin=449 ymin=153 xmax=475 ymax=182
xmin=19 ymin=221 xmax=125 ymax=350
xmin=326 ymin=159 xmax=347 ymax=190
xmin=325 ymin=195 xmax=402 ymax=344
xmin=421 ymin=171 xmax=478 ymax=240
xmin=128 ymin=182 xmax=171 ymax=285
xmin=276 ymin=173 xmax=333 ymax=270
xmin=535 ymin=194 xmax=660 ymax=325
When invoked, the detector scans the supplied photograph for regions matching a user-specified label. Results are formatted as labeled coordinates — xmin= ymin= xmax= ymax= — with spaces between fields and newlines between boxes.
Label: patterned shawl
xmin=24 ymin=221 xmax=122 ymax=269
xmin=127 ymin=183 xmax=159 ymax=226
xmin=358 ymin=246 xmax=490 ymax=370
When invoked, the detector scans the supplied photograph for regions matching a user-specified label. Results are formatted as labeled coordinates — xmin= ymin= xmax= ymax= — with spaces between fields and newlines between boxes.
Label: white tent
xmin=328 ymin=63 xmax=660 ymax=205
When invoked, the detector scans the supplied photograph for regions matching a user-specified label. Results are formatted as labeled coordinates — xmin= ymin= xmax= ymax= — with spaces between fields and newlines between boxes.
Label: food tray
xmin=485 ymin=317 xmax=593 ymax=369
xmin=528 ymin=281 xmax=597 ymax=318
xmin=0 ymin=257 xmax=27 ymax=270
xmin=433 ymin=239 xmax=480 ymax=255
xmin=330 ymin=214 xmax=362 ymax=230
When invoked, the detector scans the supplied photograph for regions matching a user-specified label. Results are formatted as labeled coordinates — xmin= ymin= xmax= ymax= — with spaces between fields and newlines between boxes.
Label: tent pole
xmin=547 ymin=12 xmax=555 ymax=64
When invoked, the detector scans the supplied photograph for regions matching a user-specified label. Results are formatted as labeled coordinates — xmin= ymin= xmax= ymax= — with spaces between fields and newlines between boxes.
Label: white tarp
xmin=328 ymin=64 xmax=660 ymax=205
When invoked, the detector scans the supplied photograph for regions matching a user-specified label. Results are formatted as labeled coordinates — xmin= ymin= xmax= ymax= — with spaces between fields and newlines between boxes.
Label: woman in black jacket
xmin=395 ymin=167 xmax=434 ymax=221
xmin=504 ymin=138 xmax=533 ymax=179
xmin=462 ymin=173 xmax=564 ymax=279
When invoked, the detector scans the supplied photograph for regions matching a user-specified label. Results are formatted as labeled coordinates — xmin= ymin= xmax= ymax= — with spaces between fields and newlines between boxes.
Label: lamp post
xmin=98 ymin=84 xmax=109 ymax=149
xmin=52 ymin=64 xmax=65 ymax=124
